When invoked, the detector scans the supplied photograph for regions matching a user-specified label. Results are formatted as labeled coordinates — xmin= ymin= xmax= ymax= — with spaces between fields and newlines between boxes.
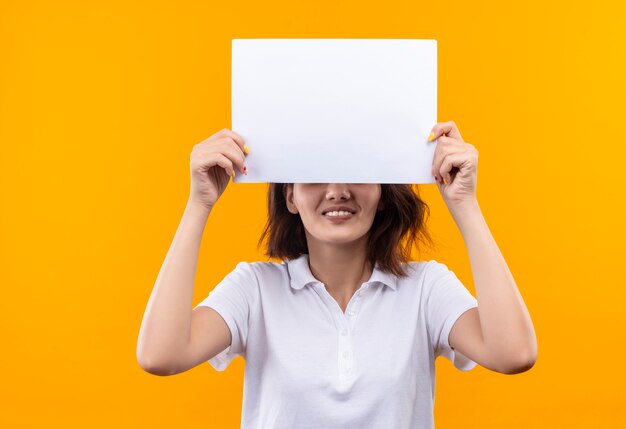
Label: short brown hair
xmin=257 ymin=184 xmax=435 ymax=278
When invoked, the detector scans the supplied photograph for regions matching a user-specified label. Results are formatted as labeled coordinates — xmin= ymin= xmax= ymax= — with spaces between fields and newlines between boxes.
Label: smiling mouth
xmin=322 ymin=211 xmax=355 ymax=220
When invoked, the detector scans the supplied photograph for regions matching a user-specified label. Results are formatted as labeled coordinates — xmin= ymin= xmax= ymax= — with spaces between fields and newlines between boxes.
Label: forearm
xmin=136 ymin=200 xmax=211 ymax=369
xmin=450 ymin=201 xmax=537 ymax=364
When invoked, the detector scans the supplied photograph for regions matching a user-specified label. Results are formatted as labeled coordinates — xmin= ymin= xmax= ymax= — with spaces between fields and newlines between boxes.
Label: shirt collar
xmin=284 ymin=253 xmax=397 ymax=291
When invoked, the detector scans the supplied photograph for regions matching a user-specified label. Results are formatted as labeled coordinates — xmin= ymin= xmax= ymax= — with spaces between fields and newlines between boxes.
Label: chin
xmin=319 ymin=231 xmax=369 ymax=245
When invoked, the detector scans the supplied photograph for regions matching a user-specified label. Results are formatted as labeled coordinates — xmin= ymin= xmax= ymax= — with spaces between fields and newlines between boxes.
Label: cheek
xmin=363 ymin=196 xmax=381 ymax=213
xmin=295 ymin=198 xmax=325 ymax=220
xmin=296 ymin=204 xmax=321 ymax=226
xmin=358 ymin=187 xmax=381 ymax=211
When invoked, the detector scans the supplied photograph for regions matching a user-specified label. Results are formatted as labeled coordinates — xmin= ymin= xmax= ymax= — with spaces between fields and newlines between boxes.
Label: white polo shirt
xmin=194 ymin=253 xmax=478 ymax=429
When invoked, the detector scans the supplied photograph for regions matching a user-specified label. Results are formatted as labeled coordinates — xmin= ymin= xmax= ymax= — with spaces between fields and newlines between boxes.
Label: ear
xmin=283 ymin=183 xmax=298 ymax=214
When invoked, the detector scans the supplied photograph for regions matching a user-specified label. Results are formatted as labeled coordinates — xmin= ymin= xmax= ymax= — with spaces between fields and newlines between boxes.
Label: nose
xmin=325 ymin=183 xmax=351 ymax=200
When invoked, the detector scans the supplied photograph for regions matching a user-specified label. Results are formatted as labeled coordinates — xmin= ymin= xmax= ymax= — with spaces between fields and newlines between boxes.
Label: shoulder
xmin=398 ymin=259 xmax=449 ymax=279
xmin=216 ymin=261 xmax=288 ymax=304
xmin=230 ymin=260 xmax=289 ymax=284
xmin=420 ymin=259 xmax=455 ymax=276
xmin=245 ymin=260 xmax=287 ymax=275
xmin=395 ymin=260 xmax=458 ymax=290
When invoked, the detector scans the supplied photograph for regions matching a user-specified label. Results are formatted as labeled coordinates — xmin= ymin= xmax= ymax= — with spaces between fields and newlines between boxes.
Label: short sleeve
xmin=423 ymin=260 xmax=479 ymax=371
xmin=193 ymin=261 xmax=258 ymax=371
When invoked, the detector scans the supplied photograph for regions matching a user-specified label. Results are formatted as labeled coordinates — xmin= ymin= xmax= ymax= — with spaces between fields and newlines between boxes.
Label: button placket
xmin=338 ymin=324 xmax=353 ymax=379
xmin=339 ymin=343 xmax=354 ymax=378
xmin=338 ymin=285 xmax=370 ymax=379
xmin=344 ymin=283 xmax=371 ymax=325
xmin=313 ymin=282 xmax=359 ymax=380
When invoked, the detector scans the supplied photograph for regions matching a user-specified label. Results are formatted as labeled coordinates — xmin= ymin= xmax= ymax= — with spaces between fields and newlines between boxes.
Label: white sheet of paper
xmin=231 ymin=39 xmax=437 ymax=184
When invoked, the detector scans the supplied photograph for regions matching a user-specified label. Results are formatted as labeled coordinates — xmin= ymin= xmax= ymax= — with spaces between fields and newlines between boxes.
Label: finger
xmin=436 ymin=135 xmax=461 ymax=145
xmin=199 ymin=137 xmax=246 ymax=175
xmin=429 ymin=120 xmax=463 ymax=142
xmin=214 ymin=128 xmax=249 ymax=155
xmin=213 ymin=153 xmax=237 ymax=178
xmin=438 ymin=152 xmax=467 ymax=184
xmin=430 ymin=136 xmax=461 ymax=178
xmin=218 ymin=138 xmax=247 ymax=174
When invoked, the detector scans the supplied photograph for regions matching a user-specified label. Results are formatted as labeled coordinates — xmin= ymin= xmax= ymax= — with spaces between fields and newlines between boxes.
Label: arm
xmin=448 ymin=201 xmax=538 ymax=374
xmin=428 ymin=121 xmax=537 ymax=374
xmin=136 ymin=200 xmax=230 ymax=375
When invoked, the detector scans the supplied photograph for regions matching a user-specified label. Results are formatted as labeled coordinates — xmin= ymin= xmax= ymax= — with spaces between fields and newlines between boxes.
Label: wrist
xmin=448 ymin=199 xmax=482 ymax=227
xmin=185 ymin=199 xmax=213 ymax=218
xmin=448 ymin=198 xmax=480 ymax=215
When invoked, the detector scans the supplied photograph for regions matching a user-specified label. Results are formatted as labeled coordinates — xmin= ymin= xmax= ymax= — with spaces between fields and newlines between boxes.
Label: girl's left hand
xmin=429 ymin=121 xmax=479 ymax=209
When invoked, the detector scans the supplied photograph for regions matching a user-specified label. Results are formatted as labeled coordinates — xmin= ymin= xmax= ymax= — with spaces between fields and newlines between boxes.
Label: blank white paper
xmin=231 ymin=38 xmax=437 ymax=184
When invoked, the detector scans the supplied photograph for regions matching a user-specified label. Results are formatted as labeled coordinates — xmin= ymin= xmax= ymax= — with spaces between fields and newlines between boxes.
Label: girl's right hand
xmin=188 ymin=128 xmax=248 ymax=210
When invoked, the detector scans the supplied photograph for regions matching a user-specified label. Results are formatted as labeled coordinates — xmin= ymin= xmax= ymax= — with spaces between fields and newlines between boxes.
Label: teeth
xmin=325 ymin=211 xmax=353 ymax=217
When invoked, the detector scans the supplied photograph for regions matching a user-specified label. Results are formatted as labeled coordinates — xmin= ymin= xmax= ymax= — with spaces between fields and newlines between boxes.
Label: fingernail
xmin=244 ymin=144 xmax=250 ymax=155
xmin=428 ymin=132 xmax=435 ymax=142
xmin=231 ymin=170 xmax=235 ymax=178
xmin=243 ymin=165 xmax=247 ymax=175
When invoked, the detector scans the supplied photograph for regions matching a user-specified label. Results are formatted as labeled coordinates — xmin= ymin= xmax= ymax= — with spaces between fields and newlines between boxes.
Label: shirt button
xmin=340 ymin=329 xmax=348 ymax=336
xmin=347 ymin=310 xmax=355 ymax=316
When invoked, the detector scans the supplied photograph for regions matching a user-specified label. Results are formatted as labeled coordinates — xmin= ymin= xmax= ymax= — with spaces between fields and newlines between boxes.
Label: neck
xmin=306 ymin=234 xmax=374 ymax=302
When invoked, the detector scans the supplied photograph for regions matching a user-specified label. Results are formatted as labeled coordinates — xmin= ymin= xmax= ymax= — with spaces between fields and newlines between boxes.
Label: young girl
xmin=137 ymin=121 xmax=537 ymax=428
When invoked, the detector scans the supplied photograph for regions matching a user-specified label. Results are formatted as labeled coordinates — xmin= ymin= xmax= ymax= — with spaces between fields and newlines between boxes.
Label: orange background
xmin=1 ymin=0 xmax=625 ymax=427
